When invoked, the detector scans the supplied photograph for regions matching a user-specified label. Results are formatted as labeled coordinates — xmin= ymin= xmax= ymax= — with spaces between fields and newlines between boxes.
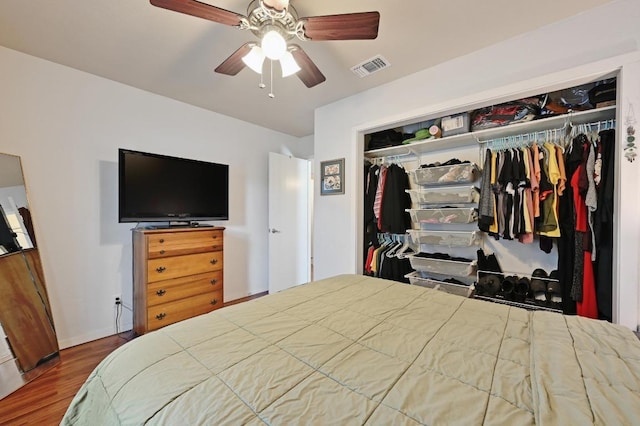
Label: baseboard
xmin=58 ymin=295 xmax=269 ymax=349
xmin=57 ymin=322 xmax=133 ymax=350
xmin=225 ymin=291 xmax=268 ymax=307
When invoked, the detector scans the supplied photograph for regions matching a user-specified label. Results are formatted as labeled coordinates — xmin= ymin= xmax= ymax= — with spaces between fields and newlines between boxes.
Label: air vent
xmin=351 ymin=55 xmax=390 ymax=77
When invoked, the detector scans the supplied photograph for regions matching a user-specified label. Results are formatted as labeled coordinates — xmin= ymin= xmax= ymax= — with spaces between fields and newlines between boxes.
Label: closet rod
xmin=478 ymin=125 xmax=567 ymax=149
xmin=570 ymin=118 xmax=616 ymax=136
xmin=368 ymin=149 xmax=419 ymax=165
xmin=478 ymin=118 xmax=616 ymax=151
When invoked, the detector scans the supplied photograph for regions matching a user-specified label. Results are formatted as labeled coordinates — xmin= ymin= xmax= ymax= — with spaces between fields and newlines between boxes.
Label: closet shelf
xmin=405 ymin=272 xmax=474 ymax=298
xmin=473 ymin=269 xmax=563 ymax=313
xmin=407 ymin=208 xmax=478 ymax=225
xmin=473 ymin=295 xmax=562 ymax=313
xmin=406 ymin=186 xmax=480 ymax=205
xmin=407 ymin=230 xmax=481 ymax=247
xmin=364 ymin=106 xmax=616 ymax=158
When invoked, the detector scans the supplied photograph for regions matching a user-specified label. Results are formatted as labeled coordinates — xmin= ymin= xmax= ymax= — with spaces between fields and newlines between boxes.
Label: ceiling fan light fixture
xmin=280 ymin=50 xmax=300 ymax=77
xmin=261 ymin=29 xmax=287 ymax=60
xmin=242 ymin=45 xmax=265 ymax=74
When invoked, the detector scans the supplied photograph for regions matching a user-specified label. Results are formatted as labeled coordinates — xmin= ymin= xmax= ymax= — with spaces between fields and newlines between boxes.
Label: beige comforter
xmin=62 ymin=274 xmax=640 ymax=425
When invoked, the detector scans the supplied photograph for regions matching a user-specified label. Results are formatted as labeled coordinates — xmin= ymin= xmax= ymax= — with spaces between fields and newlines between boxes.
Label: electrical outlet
xmin=113 ymin=294 xmax=121 ymax=306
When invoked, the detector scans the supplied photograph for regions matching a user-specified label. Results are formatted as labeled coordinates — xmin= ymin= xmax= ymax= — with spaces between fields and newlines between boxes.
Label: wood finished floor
xmin=0 ymin=332 xmax=133 ymax=425
xmin=0 ymin=292 xmax=267 ymax=425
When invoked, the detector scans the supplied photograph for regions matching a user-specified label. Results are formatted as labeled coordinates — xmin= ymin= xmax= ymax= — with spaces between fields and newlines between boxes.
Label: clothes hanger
xmin=385 ymin=239 xmax=403 ymax=258
xmin=394 ymin=233 xmax=416 ymax=258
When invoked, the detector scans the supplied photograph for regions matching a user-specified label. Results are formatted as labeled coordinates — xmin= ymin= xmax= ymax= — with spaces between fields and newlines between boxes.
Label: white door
xmin=268 ymin=152 xmax=310 ymax=293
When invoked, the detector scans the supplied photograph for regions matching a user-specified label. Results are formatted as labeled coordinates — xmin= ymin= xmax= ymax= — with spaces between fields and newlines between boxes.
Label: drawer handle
xmin=159 ymin=238 xmax=165 ymax=243
xmin=156 ymin=289 xmax=166 ymax=296
xmin=211 ymin=299 xmax=218 ymax=306
xmin=210 ymin=259 xmax=218 ymax=265
xmin=210 ymin=279 xmax=218 ymax=285
xmin=156 ymin=266 xmax=166 ymax=273
xmin=212 ymin=235 xmax=218 ymax=239
xmin=159 ymin=249 xmax=165 ymax=255
xmin=156 ymin=312 xmax=166 ymax=320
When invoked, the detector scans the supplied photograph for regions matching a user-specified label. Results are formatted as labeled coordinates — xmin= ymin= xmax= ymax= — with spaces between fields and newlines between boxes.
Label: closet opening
xmin=359 ymin=72 xmax=621 ymax=323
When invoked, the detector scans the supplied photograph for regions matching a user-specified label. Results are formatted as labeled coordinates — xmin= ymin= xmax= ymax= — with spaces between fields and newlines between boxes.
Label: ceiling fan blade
xmin=214 ymin=43 xmax=253 ymax=76
xmin=262 ymin=0 xmax=289 ymax=12
xmin=289 ymin=45 xmax=326 ymax=88
xmin=301 ymin=12 xmax=380 ymax=40
xmin=150 ymin=0 xmax=245 ymax=27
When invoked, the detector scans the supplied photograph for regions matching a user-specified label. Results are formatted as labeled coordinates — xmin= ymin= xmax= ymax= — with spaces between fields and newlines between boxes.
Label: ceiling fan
xmin=150 ymin=0 xmax=380 ymax=93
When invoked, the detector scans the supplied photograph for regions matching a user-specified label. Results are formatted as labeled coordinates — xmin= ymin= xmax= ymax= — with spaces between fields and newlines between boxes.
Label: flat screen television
xmin=118 ymin=149 xmax=229 ymax=224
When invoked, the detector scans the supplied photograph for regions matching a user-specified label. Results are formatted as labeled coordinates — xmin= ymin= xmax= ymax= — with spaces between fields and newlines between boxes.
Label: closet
xmin=363 ymin=77 xmax=618 ymax=321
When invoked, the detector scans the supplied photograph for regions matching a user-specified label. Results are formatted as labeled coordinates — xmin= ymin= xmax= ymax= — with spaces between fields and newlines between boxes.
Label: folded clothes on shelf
xmin=419 ymin=158 xmax=469 ymax=168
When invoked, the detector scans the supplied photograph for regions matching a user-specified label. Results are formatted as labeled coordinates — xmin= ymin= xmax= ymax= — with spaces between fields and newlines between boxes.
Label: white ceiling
xmin=0 ymin=0 xmax=614 ymax=137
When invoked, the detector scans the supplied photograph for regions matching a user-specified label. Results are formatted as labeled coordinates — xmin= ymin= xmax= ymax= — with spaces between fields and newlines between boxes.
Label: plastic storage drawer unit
xmin=407 ymin=208 xmax=478 ymax=225
xmin=407 ymin=230 xmax=481 ymax=247
xmin=408 ymin=255 xmax=477 ymax=278
xmin=405 ymin=271 xmax=474 ymax=297
xmin=409 ymin=163 xmax=480 ymax=186
xmin=406 ymin=186 xmax=480 ymax=205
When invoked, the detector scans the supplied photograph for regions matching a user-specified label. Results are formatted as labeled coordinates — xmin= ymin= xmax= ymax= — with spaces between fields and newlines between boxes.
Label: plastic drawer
xmin=409 ymin=163 xmax=480 ymax=186
xmin=407 ymin=208 xmax=478 ymax=224
xmin=407 ymin=230 xmax=481 ymax=247
xmin=405 ymin=272 xmax=473 ymax=297
xmin=406 ymin=186 xmax=480 ymax=205
xmin=413 ymin=270 xmax=475 ymax=286
xmin=408 ymin=254 xmax=477 ymax=277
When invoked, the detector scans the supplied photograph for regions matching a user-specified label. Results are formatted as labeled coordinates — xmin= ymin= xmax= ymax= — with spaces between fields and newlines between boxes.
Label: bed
xmin=62 ymin=274 xmax=640 ymax=425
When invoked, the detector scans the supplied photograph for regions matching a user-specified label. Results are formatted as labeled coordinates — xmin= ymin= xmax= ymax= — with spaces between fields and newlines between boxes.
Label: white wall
xmin=313 ymin=0 xmax=640 ymax=329
xmin=0 ymin=46 xmax=312 ymax=348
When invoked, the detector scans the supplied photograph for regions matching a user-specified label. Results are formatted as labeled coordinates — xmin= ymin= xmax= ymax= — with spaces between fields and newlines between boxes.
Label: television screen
xmin=118 ymin=149 xmax=229 ymax=223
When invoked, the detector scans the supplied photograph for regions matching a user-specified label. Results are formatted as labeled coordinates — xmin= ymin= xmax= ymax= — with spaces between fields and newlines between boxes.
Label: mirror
xmin=0 ymin=153 xmax=59 ymax=400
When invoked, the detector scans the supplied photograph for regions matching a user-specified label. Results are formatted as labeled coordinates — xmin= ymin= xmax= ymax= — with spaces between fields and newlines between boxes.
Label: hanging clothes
xmin=568 ymin=137 xmax=598 ymax=318
xmin=557 ymin=135 xmax=583 ymax=315
xmin=592 ymin=129 xmax=615 ymax=321
xmin=560 ymin=128 xmax=616 ymax=320
xmin=379 ymin=164 xmax=412 ymax=234
xmin=478 ymin=149 xmax=494 ymax=231
xmin=363 ymin=161 xmax=412 ymax=283
xmin=365 ymin=234 xmax=413 ymax=282
xmin=374 ymin=165 xmax=388 ymax=230
xmin=479 ymin=142 xmax=564 ymax=244
xmin=364 ymin=164 xmax=380 ymax=272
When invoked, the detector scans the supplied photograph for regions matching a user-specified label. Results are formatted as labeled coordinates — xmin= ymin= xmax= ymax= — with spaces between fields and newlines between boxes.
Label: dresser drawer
xmin=147 ymin=290 xmax=222 ymax=331
xmin=147 ymin=251 xmax=223 ymax=283
xmin=147 ymin=271 xmax=223 ymax=307
xmin=148 ymin=230 xmax=223 ymax=258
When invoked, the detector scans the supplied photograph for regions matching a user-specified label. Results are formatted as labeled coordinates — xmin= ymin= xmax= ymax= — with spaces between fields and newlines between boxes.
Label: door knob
xmin=270 ymin=228 xmax=282 ymax=234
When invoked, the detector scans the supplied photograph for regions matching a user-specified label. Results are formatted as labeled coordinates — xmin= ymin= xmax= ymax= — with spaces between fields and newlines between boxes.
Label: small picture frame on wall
xmin=320 ymin=158 xmax=345 ymax=195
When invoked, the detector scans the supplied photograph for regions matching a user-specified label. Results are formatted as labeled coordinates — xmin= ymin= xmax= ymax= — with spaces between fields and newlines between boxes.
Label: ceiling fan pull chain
xmin=268 ymin=60 xmax=275 ymax=98
xmin=259 ymin=69 xmax=266 ymax=89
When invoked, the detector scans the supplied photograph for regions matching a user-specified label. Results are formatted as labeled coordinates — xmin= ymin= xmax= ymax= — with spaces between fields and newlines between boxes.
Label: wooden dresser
xmin=132 ymin=227 xmax=224 ymax=335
